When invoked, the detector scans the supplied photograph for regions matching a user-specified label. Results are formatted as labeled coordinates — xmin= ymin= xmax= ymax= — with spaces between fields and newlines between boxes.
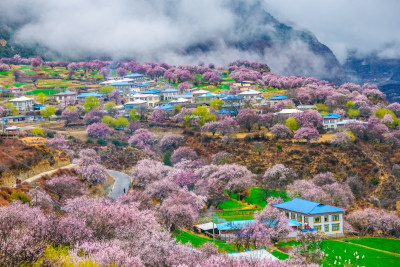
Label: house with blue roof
xmin=262 ymin=94 xmax=290 ymax=107
xmin=322 ymin=113 xmax=342 ymax=130
xmin=124 ymin=73 xmax=145 ymax=81
xmin=77 ymin=92 xmax=104 ymax=103
xmin=272 ymin=198 xmax=345 ymax=236
xmin=109 ymin=81 xmax=137 ymax=93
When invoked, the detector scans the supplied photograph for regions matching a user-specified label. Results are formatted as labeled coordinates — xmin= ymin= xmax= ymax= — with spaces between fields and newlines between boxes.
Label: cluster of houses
xmin=1 ymin=72 xmax=366 ymax=132
xmin=196 ymin=198 xmax=345 ymax=242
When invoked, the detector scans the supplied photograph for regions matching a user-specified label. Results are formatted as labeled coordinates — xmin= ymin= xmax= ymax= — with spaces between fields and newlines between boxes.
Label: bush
xmin=276 ymin=143 xmax=283 ymax=151
xmin=9 ymin=191 xmax=31 ymax=205
xmin=67 ymin=136 xmax=75 ymax=139
xmin=163 ymin=152 xmax=172 ymax=166
xmin=97 ymin=138 xmax=107 ymax=145
xmin=32 ymin=128 xmax=44 ymax=136
xmin=111 ymin=139 xmax=120 ymax=146
xmin=46 ymin=132 xmax=54 ymax=138
xmin=86 ymin=138 xmax=93 ymax=144
xmin=370 ymin=177 xmax=379 ymax=185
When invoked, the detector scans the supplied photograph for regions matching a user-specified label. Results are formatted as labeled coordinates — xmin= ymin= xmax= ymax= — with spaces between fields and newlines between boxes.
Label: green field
xmin=174 ymin=230 xmax=236 ymax=252
xmin=244 ymin=188 xmax=268 ymax=208
xmin=17 ymin=65 xmax=31 ymax=70
xmin=271 ymin=249 xmax=290 ymax=260
xmin=26 ymin=89 xmax=58 ymax=95
xmin=217 ymin=199 xmax=247 ymax=210
xmin=348 ymin=238 xmax=400 ymax=254
xmin=321 ymin=240 xmax=400 ymax=266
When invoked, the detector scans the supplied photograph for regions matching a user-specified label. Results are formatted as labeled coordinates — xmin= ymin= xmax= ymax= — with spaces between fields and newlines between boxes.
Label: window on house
xmin=285 ymin=212 xmax=289 ymax=218
xmin=325 ymin=225 xmax=329 ymax=232
xmin=332 ymin=224 xmax=340 ymax=231
xmin=304 ymin=217 xmax=309 ymax=223
xmin=314 ymin=226 xmax=321 ymax=231
xmin=332 ymin=214 xmax=339 ymax=221
xmin=324 ymin=216 xmax=329 ymax=222
xmin=314 ymin=216 xmax=321 ymax=223
xmin=291 ymin=213 xmax=296 ymax=220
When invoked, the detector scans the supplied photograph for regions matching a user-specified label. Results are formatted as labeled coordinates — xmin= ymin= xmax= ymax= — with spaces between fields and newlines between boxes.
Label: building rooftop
xmin=272 ymin=198 xmax=345 ymax=215
xmin=163 ymin=88 xmax=180 ymax=93
xmin=143 ymin=89 xmax=161 ymax=94
xmin=216 ymin=218 xmax=300 ymax=231
xmin=54 ymin=90 xmax=77 ymax=96
xmin=9 ymin=96 xmax=34 ymax=102
xmin=77 ymin=92 xmax=103 ymax=98
xmin=239 ymin=89 xmax=261 ymax=95
xmin=110 ymin=82 xmax=135 ymax=86
xmin=275 ymin=109 xmax=303 ymax=115
xmin=322 ymin=113 xmax=342 ymax=119
xmin=297 ymin=105 xmax=317 ymax=109
xmin=267 ymin=95 xmax=287 ymax=100
xmin=124 ymin=73 xmax=144 ymax=78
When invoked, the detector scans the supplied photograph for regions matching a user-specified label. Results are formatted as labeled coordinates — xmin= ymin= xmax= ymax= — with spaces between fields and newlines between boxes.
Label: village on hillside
xmin=0 ymin=57 xmax=400 ymax=266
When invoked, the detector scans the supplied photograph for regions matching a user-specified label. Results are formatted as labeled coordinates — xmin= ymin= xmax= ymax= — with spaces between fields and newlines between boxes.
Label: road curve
xmin=107 ymin=170 xmax=131 ymax=200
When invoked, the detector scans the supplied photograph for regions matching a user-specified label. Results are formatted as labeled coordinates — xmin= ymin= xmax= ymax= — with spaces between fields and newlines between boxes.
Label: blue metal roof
xmin=267 ymin=95 xmax=287 ymax=100
xmin=217 ymin=109 xmax=236 ymax=114
xmin=78 ymin=92 xmax=103 ymax=98
xmin=124 ymin=73 xmax=144 ymax=78
xmin=272 ymin=198 xmax=345 ymax=214
xmin=133 ymin=83 xmax=148 ymax=87
xmin=217 ymin=220 xmax=255 ymax=231
xmin=217 ymin=218 xmax=299 ymax=231
xmin=288 ymin=219 xmax=301 ymax=227
xmin=181 ymin=91 xmax=192 ymax=95
xmin=0 ymin=89 xmax=10 ymax=92
xmin=222 ymin=95 xmax=244 ymax=100
xmin=322 ymin=113 xmax=342 ymax=119
xmin=163 ymin=88 xmax=179 ymax=93
xmin=143 ymin=89 xmax=161 ymax=94
xmin=199 ymin=92 xmax=217 ymax=98
xmin=110 ymin=82 xmax=135 ymax=86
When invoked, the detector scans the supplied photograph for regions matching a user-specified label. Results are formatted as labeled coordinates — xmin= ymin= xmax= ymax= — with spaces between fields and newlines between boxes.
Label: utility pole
xmin=34 ymin=184 xmax=38 ymax=206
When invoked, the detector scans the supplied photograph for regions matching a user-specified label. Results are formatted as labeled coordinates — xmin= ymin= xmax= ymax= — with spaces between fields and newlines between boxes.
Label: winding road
xmin=107 ymin=170 xmax=131 ymax=200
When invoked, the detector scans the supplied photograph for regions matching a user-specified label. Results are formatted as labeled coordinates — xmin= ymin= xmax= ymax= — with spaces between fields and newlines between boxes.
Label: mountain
xmin=0 ymin=0 xmax=345 ymax=83
xmin=343 ymin=53 xmax=400 ymax=102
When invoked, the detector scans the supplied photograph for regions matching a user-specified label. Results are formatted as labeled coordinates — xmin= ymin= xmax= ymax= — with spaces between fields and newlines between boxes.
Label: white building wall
xmin=287 ymin=211 xmax=343 ymax=236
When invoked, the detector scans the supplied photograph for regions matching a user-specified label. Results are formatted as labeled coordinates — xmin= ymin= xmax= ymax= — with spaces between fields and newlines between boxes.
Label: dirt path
xmin=23 ymin=163 xmax=78 ymax=184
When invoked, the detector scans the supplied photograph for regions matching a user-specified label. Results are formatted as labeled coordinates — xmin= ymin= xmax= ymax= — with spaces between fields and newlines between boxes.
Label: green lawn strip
xmin=277 ymin=240 xmax=300 ymax=247
xmin=17 ymin=65 xmax=31 ymax=70
xmin=321 ymin=240 xmax=400 ymax=267
xmin=48 ymin=72 xmax=61 ymax=76
xmin=272 ymin=249 xmax=290 ymax=260
xmin=174 ymin=230 xmax=236 ymax=252
xmin=266 ymin=189 xmax=291 ymax=202
xmin=26 ymin=89 xmax=58 ymax=95
xmin=25 ymin=71 xmax=38 ymax=75
xmin=347 ymin=237 xmax=400 ymax=254
xmin=217 ymin=199 xmax=247 ymax=210
xmin=0 ymin=71 xmax=10 ymax=75
xmin=217 ymin=214 xmax=255 ymax=221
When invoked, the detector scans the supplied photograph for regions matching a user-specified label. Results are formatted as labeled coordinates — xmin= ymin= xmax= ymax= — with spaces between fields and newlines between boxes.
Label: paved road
xmin=23 ymin=163 xmax=78 ymax=184
xmin=107 ymin=170 xmax=131 ymax=200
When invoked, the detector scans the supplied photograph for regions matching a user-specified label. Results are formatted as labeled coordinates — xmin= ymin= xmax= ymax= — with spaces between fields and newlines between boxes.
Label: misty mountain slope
xmin=0 ymin=0 xmax=344 ymax=83
xmin=344 ymin=54 xmax=400 ymax=102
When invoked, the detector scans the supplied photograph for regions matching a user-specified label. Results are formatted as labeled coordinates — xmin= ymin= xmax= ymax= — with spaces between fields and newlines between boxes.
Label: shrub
xmin=46 ymin=132 xmax=54 ymax=138
xmin=276 ymin=143 xmax=283 ymax=151
xmin=171 ymin=147 xmax=197 ymax=165
xmin=67 ymin=136 xmax=75 ymax=139
xmin=87 ymin=122 xmax=111 ymax=139
xmin=160 ymin=133 xmax=185 ymax=152
xmin=9 ymin=191 xmax=31 ymax=205
xmin=370 ymin=177 xmax=379 ymax=185
xmin=97 ymin=138 xmax=107 ymax=145
xmin=163 ymin=152 xmax=172 ymax=166
xmin=86 ymin=138 xmax=93 ymax=144
xmin=32 ymin=128 xmax=44 ymax=136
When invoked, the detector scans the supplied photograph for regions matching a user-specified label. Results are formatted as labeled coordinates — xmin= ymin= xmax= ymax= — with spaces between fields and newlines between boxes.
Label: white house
xmin=161 ymin=88 xmax=180 ymax=101
xmin=9 ymin=96 xmax=35 ymax=111
xmin=239 ymin=89 xmax=262 ymax=102
xmin=54 ymin=90 xmax=77 ymax=105
xmin=322 ymin=113 xmax=343 ymax=130
xmin=273 ymin=198 xmax=345 ymax=236
xmin=129 ymin=93 xmax=159 ymax=108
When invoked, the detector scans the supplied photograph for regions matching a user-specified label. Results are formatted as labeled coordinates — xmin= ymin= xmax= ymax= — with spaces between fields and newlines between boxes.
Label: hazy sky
xmin=265 ymin=0 xmax=400 ymax=61
xmin=0 ymin=0 xmax=399 ymax=64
